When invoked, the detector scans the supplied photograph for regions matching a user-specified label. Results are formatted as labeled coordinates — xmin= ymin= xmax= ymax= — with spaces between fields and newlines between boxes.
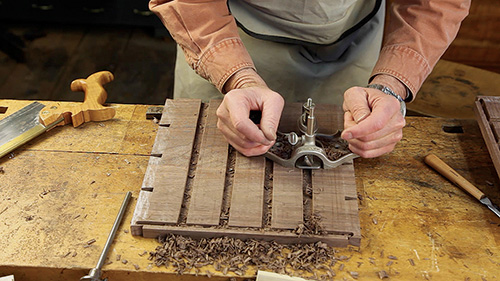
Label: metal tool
xmin=0 ymin=71 xmax=116 ymax=159
xmin=425 ymin=153 xmax=500 ymax=218
xmin=81 ymin=191 xmax=132 ymax=281
xmin=265 ymin=98 xmax=358 ymax=169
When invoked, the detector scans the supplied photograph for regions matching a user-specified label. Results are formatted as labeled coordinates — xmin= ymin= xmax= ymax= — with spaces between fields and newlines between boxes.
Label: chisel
xmin=424 ymin=153 xmax=500 ymax=218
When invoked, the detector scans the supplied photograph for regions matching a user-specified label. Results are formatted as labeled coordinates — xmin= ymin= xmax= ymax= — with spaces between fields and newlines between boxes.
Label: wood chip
xmin=122 ymin=259 xmax=128 ymax=264
xmin=408 ymin=258 xmax=415 ymax=266
xmin=133 ymin=264 xmax=140 ymax=270
xmin=349 ymin=271 xmax=359 ymax=279
xmin=86 ymin=239 xmax=96 ymax=245
xmin=387 ymin=255 xmax=398 ymax=260
xmin=378 ymin=270 xmax=389 ymax=279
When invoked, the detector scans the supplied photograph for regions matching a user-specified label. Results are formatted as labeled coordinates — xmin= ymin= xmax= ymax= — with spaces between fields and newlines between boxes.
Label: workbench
xmin=0 ymin=99 xmax=499 ymax=281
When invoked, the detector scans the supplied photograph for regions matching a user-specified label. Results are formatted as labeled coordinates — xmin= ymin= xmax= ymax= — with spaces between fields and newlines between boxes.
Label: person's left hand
xmin=341 ymin=86 xmax=406 ymax=158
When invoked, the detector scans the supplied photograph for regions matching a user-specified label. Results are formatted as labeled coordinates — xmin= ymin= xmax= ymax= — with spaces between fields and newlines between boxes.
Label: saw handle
xmin=39 ymin=71 xmax=116 ymax=127
xmin=424 ymin=153 xmax=485 ymax=200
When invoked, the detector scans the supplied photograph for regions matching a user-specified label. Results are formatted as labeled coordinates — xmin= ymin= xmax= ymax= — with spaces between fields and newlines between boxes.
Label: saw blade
xmin=0 ymin=102 xmax=61 ymax=159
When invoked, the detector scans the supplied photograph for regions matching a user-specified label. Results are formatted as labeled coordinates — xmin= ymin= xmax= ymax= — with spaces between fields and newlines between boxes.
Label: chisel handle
xmin=424 ymin=153 xmax=485 ymax=200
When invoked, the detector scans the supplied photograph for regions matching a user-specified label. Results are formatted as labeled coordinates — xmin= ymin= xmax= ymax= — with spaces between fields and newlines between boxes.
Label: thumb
xmin=343 ymin=87 xmax=371 ymax=123
xmin=260 ymin=99 xmax=284 ymax=142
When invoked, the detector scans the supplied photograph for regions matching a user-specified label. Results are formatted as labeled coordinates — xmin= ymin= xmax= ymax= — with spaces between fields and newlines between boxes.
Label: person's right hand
xmin=216 ymin=86 xmax=284 ymax=156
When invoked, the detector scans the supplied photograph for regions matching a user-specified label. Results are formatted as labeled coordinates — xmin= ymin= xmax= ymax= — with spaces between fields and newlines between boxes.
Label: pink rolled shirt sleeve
xmin=371 ymin=0 xmax=471 ymax=101
xmin=149 ymin=0 xmax=256 ymax=92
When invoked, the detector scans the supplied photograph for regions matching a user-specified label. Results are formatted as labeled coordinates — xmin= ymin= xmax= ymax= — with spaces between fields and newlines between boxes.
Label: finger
xmin=343 ymin=87 xmax=371 ymax=123
xmin=343 ymin=96 xmax=401 ymax=140
xmin=217 ymin=119 xmax=260 ymax=150
xmin=346 ymin=128 xmax=403 ymax=152
xmin=217 ymin=101 xmax=271 ymax=146
xmin=352 ymin=112 xmax=405 ymax=143
xmin=260 ymin=97 xmax=284 ymax=142
xmin=348 ymin=142 xmax=397 ymax=158
xmin=220 ymin=128 xmax=274 ymax=157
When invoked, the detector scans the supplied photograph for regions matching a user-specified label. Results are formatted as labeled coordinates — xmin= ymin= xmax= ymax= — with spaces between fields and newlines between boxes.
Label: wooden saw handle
xmin=424 ymin=153 xmax=485 ymax=200
xmin=39 ymin=71 xmax=116 ymax=127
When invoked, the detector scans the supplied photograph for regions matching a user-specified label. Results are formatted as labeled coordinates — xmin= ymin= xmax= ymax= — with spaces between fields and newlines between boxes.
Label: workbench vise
xmin=265 ymin=98 xmax=357 ymax=169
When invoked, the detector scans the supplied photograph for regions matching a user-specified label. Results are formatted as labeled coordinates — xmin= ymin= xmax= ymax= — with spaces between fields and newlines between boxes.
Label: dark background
xmin=0 ymin=0 xmax=499 ymax=106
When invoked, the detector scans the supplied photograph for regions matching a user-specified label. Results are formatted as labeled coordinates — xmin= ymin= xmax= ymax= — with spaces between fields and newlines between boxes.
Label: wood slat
xmin=187 ymin=99 xmax=228 ymax=226
xmin=475 ymin=96 xmax=500 ymax=180
xmin=312 ymin=163 xmax=359 ymax=235
xmin=271 ymin=164 xmax=303 ymax=229
xmin=131 ymin=99 xmax=361 ymax=247
xmin=142 ymin=224 xmax=352 ymax=247
xmin=228 ymin=153 xmax=266 ymax=228
xmin=481 ymin=97 xmax=500 ymax=121
xmin=134 ymin=99 xmax=201 ymax=225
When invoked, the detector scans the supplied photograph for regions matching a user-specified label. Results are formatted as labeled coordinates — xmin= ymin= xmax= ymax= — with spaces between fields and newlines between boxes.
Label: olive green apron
xmin=173 ymin=0 xmax=385 ymax=106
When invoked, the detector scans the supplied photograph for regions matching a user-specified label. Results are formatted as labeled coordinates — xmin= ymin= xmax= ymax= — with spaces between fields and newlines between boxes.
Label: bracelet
xmin=366 ymin=84 xmax=406 ymax=117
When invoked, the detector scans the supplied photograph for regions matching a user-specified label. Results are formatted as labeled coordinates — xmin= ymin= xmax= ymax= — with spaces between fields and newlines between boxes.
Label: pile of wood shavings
xmin=149 ymin=234 xmax=338 ymax=280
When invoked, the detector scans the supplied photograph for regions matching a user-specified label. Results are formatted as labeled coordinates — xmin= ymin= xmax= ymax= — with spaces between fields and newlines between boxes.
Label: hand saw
xmin=0 ymin=71 xmax=116 ymax=159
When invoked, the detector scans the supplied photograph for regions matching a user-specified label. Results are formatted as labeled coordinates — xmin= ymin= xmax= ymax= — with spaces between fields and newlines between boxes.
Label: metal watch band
xmin=366 ymin=84 xmax=406 ymax=117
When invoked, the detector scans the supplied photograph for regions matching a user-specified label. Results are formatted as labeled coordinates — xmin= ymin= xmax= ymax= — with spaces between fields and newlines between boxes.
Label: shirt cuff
xmin=195 ymin=37 xmax=255 ymax=93
xmin=371 ymin=45 xmax=432 ymax=102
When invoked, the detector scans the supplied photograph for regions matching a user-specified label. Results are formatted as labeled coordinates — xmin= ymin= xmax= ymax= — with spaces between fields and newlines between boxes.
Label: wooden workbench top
xmin=0 ymin=99 xmax=499 ymax=281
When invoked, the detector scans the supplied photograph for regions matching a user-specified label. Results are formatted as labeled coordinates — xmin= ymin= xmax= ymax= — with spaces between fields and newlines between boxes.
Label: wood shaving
xmin=378 ymin=270 xmax=389 ymax=279
xmin=149 ymin=234 xmax=339 ymax=277
xmin=349 ymin=271 xmax=359 ymax=279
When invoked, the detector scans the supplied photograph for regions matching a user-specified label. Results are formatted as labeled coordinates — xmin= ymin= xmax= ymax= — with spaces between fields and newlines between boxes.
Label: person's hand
xmin=341 ymin=86 xmax=406 ymax=158
xmin=216 ymin=86 xmax=285 ymax=156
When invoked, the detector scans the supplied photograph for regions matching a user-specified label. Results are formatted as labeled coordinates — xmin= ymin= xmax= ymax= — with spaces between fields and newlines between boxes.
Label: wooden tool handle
xmin=39 ymin=71 xmax=116 ymax=127
xmin=424 ymin=153 xmax=485 ymax=200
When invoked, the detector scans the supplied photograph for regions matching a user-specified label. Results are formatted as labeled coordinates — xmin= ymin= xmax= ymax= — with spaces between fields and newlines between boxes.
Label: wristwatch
xmin=366 ymin=84 xmax=406 ymax=117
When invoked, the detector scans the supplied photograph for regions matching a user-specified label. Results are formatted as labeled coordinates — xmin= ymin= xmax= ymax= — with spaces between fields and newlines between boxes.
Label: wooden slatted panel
xmin=136 ymin=99 xmax=201 ymax=224
xmin=475 ymin=96 xmax=500 ymax=181
xmin=271 ymin=164 xmax=303 ymax=229
xmin=228 ymin=153 xmax=266 ymax=228
xmin=312 ymin=163 xmax=359 ymax=234
xmin=481 ymin=96 xmax=500 ymax=121
xmin=490 ymin=122 xmax=500 ymax=143
xmin=187 ymin=99 xmax=228 ymax=226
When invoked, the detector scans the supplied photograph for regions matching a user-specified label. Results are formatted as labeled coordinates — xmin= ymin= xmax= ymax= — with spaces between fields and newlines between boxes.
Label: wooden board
xmin=131 ymin=99 xmax=361 ymax=247
xmin=474 ymin=96 xmax=500 ymax=179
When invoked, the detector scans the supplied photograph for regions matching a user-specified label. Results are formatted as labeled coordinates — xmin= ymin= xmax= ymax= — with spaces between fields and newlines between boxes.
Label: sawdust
xmin=149 ymin=233 xmax=339 ymax=279
xmin=267 ymin=134 xmax=351 ymax=161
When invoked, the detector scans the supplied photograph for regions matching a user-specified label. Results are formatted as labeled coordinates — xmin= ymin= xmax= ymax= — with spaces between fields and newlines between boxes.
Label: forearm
xmin=371 ymin=0 xmax=471 ymax=101
xmin=149 ymin=0 xmax=257 ymax=92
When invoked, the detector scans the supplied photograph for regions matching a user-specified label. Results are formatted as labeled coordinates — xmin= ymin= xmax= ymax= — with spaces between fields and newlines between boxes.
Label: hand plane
xmin=265 ymin=98 xmax=358 ymax=169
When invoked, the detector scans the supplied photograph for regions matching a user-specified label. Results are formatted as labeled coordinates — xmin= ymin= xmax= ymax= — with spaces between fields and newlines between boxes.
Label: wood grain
xmin=474 ymin=96 xmax=500 ymax=180
xmin=131 ymin=100 xmax=361 ymax=246
xmin=132 ymin=99 xmax=201 ymax=227
xmin=186 ymin=99 xmax=228 ymax=226
xmin=271 ymin=164 xmax=304 ymax=229
xmin=228 ymin=153 xmax=266 ymax=228
xmin=312 ymin=163 xmax=360 ymax=236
